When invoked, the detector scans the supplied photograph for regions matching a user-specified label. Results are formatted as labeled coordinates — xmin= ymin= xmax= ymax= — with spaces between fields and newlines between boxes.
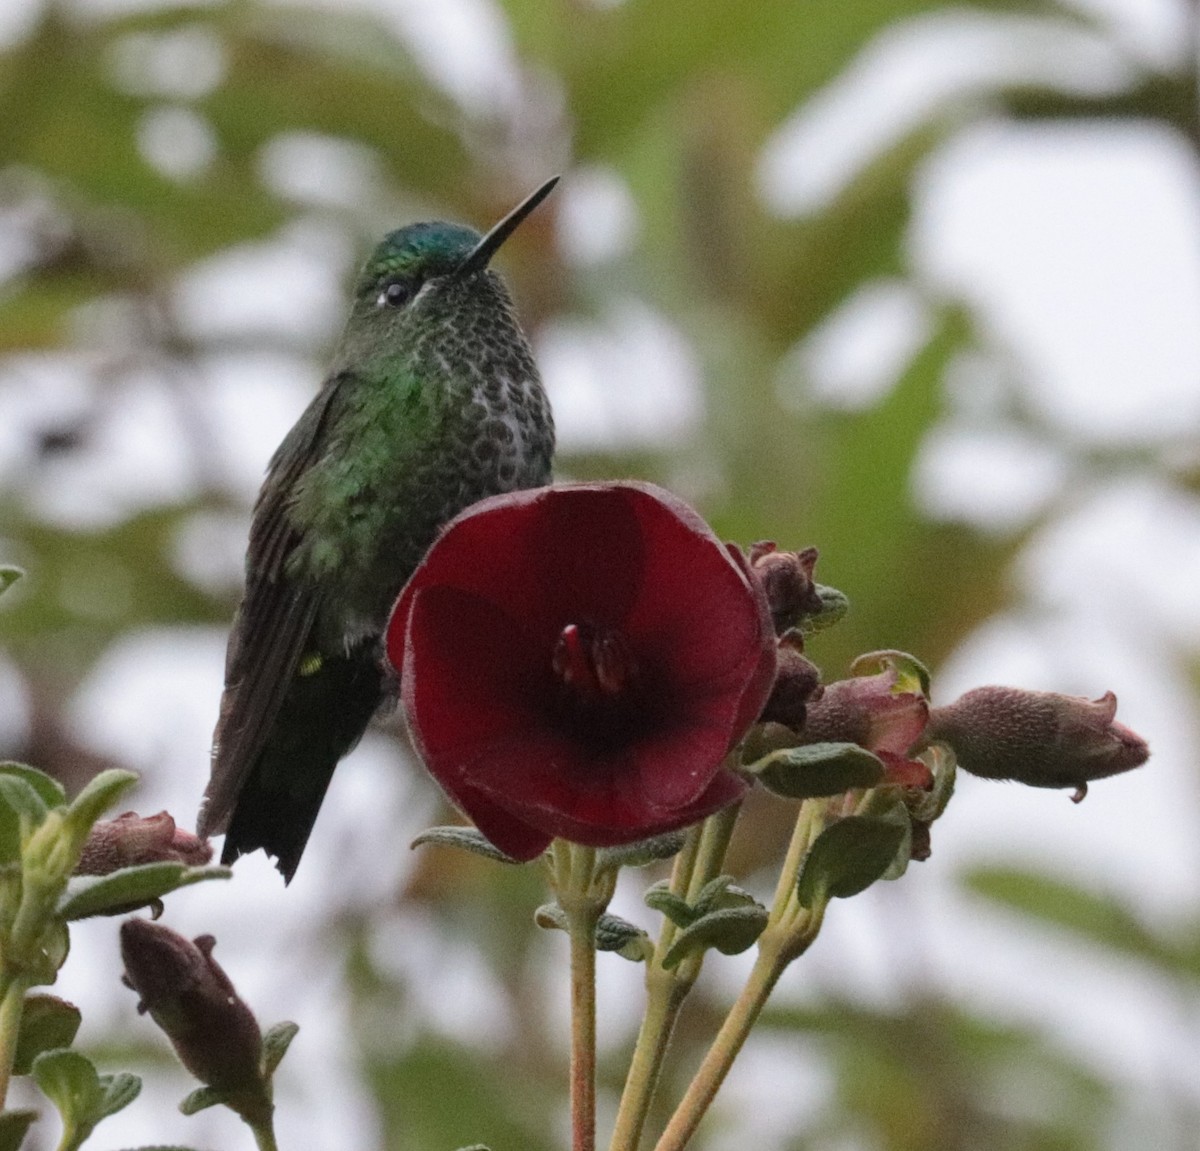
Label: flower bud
xmin=799 ymin=666 xmax=932 ymax=790
xmin=120 ymin=919 xmax=268 ymax=1122
xmin=800 ymin=669 xmax=928 ymax=756
xmin=925 ymin=687 xmax=1149 ymax=801
xmin=758 ymin=641 xmax=822 ymax=731
xmin=77 ymin=812 xmax=212 ymax=876
xmin=747 ymin=542 xmax=824 ymax=634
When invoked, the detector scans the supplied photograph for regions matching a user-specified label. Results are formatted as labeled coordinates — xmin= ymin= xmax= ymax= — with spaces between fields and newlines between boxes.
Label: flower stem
xmin=553 ymin=844 xmax=610 ymax=1151
xmin=609 ymin=800 xmax=745 ymax=1151
xmin=0 ymin=973 xmax=29 ymax=1107
xmin=651 ymin=800 xmax=827 ymax=1151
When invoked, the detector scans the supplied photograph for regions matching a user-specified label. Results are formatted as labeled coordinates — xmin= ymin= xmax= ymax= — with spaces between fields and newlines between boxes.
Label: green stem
xmin=651 ymin=939 xmax=788 ymax=1151
xmin=566 ymin=897 xmax=599 ymax=1151
xmin=0 ymin=974 xmax=29 ymax=1107
xmin=651 ymin=800 xmax=827 ymax=1151
xmin=609 ymin=801 xmax=745 ymax=1151
xmin=609 ymin=826 xmax=701 ymax=1151
xmin=248 ymin=1116 xmax=280 ymax=1151
xmin=552 ymin=843 xmax=607 ymax=1151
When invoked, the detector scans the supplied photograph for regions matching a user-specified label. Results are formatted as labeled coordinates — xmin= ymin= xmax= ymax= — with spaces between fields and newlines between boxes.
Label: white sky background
xmin=2 ymin=0 xmax=1199 ymax=1148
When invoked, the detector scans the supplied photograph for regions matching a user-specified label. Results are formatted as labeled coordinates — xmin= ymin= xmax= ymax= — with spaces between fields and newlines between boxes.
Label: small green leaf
xmin=261 ymin=1021 xmax=299 ymax=1077
xmin=643 ymin=884 xmax=698 ymax=928
xmin=800 ymin=584 xmax=849 ymax=633
xmin=410 ymin=826 xmax=522 ymax=863
xmin=690 ymin=875 xmax=736 ymax=916
xmin=595 ymin=914 xmax=652 ymax=961
xmin=179 ymin=1085 xmax=222 ymax=1115
xmin=58 ymin=863 xmax=231 ymax=920
xmin=0 ymin=765 xmax=66 ymax=809
xmin=95 ymin=1072 xmax=141 ymax=1120
xmin=62 ymin=771 xmax=139 ymax=843
xmin=0 ymin=776 xmax=49 ymax=830
xmin=30 ymin=1048 xmax=101 ymax=1132
xmin=534 ymin=904 xmax=651 ymax=959
xmin=662 ymin=904 xmax=770 ymax=969
xmin=596 ymin=831 xmax=686 ymax=871
xmin=749 ymin=742 xmax=885 ymax=799
xmin=13 ymin=995 xmax=81 ymax=1075
xmin=0 ymin=1109 xmax=37 ymax=1151
xmin=796 ymin=814 xmax=908 ymax=908
xmin=0 ymin=567 xmax=23 ymax=597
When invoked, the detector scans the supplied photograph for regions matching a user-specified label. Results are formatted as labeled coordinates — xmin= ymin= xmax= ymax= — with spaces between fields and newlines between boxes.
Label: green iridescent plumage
xmin=199 ymin=181 xmax=558 ymax=881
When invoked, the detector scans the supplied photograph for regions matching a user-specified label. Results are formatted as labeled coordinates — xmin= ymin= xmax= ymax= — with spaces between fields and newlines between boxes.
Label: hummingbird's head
xmin=338 ymin=177 xmax=558 ymax=369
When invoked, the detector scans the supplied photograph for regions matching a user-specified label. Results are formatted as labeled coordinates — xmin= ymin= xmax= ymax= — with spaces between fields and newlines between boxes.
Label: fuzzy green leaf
xmin=662 ymin=904 xmax=770 ymax=968
xmin=410 ymin=826 xmax=522 ymax=863
xmin=95 ymin=1072 xmax=141 ymax=1121
xmin=596 ymin=831 xmax=686 ymax=871
xmin=58 ymin=863 xmax=231 ymax=921
xmin=61 ymin=771 xmax=139 ymax=845
xmin=0 ymin=765 xmax=66 ymax=810
xmin=749 ymin=742 xmax=885 ymax=799
xmin=30 ymin=1048 xmax=101 ymax=1135
xmin=643 ymin=883 xmax=698 ymax=927
xmin=796 ymin=814 xmax=908 ymax=908
xmin=13 ymin=995 xmax=81 ymax=1075
xmin=800 ymin=584 xmax=849 ymax=633
xmin=0 ymin=776 xmax=49 ymax=831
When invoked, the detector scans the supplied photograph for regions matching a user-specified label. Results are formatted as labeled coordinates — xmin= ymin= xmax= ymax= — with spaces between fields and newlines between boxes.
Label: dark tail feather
xmin=221 ymin=649 xmax=385 ymax=882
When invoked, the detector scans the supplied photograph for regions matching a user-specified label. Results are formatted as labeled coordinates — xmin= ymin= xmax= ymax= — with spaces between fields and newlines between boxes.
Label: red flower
xmin=386 ymin=483 xmax=777 ymax=860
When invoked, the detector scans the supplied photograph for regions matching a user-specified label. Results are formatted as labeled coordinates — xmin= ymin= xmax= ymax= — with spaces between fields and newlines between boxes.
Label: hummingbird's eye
xmin=377 ymin=279 xmax=415 ymax=309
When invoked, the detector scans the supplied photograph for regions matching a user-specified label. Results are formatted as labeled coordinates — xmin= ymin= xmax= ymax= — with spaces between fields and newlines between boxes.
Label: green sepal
xmin=261 ymin=1021 xmax=299 ymax=1077
xmin=0 ymin=567 xmax=23 ymax=597
xmin=12 ymin=994 xmax=81 ymax=1075
xmin=907 ymin=743 xmax=957 ymax=824
xmin=29 ymin=1048 xmax=135 ymax=1145
xmin=850 ymin=649 xmax=931 ymax=697
xmin=800 ymin=584 xmax=849 ymax=634
xmin=534 ymin=905 xmax=652 ymax=961
xmin=795 ymin=812 xmax=908 ymax=908
xmin=748 ymin=742 xmax=885 ymax=799
xmin=410 ymin=826 xmax=521 ymax=864
xmin=179 ymin=1085 xmax=222 ymax=1115
xmin=0 ymin=765 xmax=66 ymax=810
xmin=596 ymin=831 xmax=686 ymax=871
xmin=662 ymin=904 xmax=770 ymax=969
xmin=0 ymin=1109 xmax=37 ymax=1151
xmin=58 ymin=863 xmax=231 ymax=921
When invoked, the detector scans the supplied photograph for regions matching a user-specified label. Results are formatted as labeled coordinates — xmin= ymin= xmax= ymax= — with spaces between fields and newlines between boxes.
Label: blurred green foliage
xmin=0 ymin=0 xmax=1194 ymax=1148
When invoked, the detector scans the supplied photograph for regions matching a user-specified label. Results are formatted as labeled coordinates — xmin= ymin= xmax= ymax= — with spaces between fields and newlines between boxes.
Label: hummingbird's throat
xmin=552 ymin=622 xmax=638 ymax=704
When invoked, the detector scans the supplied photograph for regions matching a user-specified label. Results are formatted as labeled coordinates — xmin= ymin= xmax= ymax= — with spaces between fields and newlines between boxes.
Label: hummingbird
xmin=198 ymin=178 xmax=558 ymax=881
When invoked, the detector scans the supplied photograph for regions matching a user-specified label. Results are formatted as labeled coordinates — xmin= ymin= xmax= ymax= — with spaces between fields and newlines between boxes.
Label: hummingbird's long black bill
xmin=455 ymin=175 xmax=560 ymax=278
